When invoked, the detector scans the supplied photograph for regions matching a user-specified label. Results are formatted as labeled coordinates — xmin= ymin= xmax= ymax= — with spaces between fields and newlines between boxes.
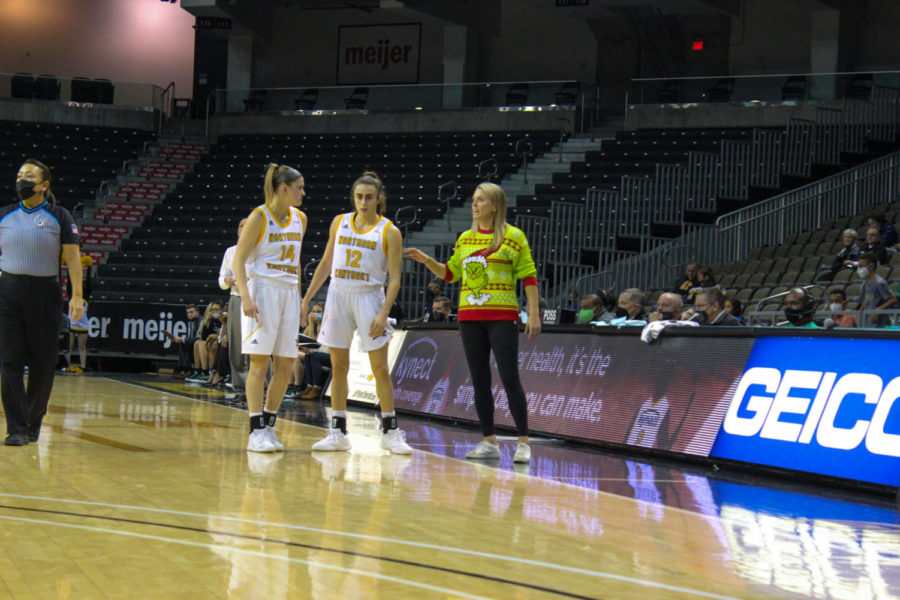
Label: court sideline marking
xmin=0 ymin=512 xmax=495 ymax=600
xmin=0 ymin=492 xmax=743 ymax=600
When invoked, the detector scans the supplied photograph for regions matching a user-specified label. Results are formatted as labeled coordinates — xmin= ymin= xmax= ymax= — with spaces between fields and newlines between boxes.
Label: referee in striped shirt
xmin=0 ymin=159 xmax=83 ymax=446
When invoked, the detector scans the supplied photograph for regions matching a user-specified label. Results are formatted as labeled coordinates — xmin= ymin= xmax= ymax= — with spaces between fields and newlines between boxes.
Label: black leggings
xmin=458 ymin=320 xmax=529 ymax=437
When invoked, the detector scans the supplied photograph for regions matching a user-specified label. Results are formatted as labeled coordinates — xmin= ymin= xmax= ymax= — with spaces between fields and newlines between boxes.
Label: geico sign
xmin=723 ymin=367 xmax=900 ymax=457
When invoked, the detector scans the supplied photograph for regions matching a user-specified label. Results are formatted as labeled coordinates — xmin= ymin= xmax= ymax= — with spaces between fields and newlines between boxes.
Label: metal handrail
xmin=476 ymin=159 xmax=497 ymax=182
xmin=157 ymin=81 xmax=175 ymax=134
xmin=631 ymin=69 xmax=900 ymax=83
xmin=754 ymin=284 xmax=826 ymax=312
xmin=515 ymin=135 xmax=533 ymax=184
xmin=393 ymin=205 xmax=418 ymax=238
xmin=302 ymin=257 xmax=321 ymax=284
xmin=555 ymin=117 xmax=572 ymax=162
xmin=438 ymin=180 xmax=459 ymax=232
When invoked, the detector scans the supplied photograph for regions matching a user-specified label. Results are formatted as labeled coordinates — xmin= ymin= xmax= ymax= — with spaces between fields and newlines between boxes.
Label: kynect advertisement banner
xmin=391 ymin=329 xmax=755 ymax=457
xmin=710 ymin=336 xmax=900 ymax=487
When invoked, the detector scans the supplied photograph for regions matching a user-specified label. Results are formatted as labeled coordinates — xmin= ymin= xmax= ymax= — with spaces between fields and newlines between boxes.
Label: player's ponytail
xmin=264 ymin=163 xmax=303 ymax=206
xmin=351 ymin=171 xmax=386 ymax=216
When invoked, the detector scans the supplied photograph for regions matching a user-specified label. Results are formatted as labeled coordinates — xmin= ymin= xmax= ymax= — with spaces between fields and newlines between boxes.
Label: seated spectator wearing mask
xmin=860 ymin=226 xmax=888 ymax=265
xmin=782 ymin=288 xmax=818 ymax=328
xmin=578 ymin=292 xmax=615 ymax=324
xmin=829 ymin=290 xmax=857 ymax=328
xmin=866 ymin=213 xmax=899 ymax=249
xmin=674 ymin=261 xmax=701 ymax=304
xmin=694 ymin=287 xmax=744 ymax=326
xmin=856 ymin=252 xmax=897 ymax=327
xmin=818 ymin=228 xmax=860 ymax=282
xmin=617 ymin=288 xmax=648 ymax=321
xmin=430 ymin=296 xmax=456 ymax=322
xmin=648 ymin=292 xmax=684 ymax=322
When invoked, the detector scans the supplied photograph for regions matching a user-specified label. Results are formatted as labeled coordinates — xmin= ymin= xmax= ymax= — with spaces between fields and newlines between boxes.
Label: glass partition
xmin=627 ymin=71 xmax=900 ymax=106
xmin=208 ymin=80 xmax=580 ymax=116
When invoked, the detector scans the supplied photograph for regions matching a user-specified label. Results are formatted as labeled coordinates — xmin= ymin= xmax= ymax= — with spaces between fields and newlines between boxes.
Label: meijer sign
xmin=338 ymin=23 xmax=421 ymax=85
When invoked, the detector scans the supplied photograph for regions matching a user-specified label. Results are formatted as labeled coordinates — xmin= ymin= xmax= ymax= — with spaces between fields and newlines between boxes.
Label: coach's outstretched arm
xmin=403 ymin=247 xmax=448 ymax=280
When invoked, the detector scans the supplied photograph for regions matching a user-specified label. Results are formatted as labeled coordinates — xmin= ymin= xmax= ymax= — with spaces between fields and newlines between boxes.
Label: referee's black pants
xmin=458 ymin=320 xmax=530 ymax=437
xmin=0 ymin=275 xmax=63 ymax=437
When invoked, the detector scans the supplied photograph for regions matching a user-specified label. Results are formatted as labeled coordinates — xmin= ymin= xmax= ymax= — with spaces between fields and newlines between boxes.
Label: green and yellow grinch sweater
xmin=442 ymin=226 xmax=538 ymax=321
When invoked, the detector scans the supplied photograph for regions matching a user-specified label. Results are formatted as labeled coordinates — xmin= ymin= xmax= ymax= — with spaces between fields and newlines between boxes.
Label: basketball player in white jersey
xmin=301 ymin=172 xmax=412 ymax=454
xmin=233 ymin=164 xmax=307 ymax=453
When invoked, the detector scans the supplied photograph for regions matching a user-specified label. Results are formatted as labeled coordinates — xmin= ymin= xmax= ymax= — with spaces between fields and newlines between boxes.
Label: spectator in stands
xmin=694 ymin=287 xmax=743 ymax=326
xmin=204 ymin=315 xmax=231 ymax=387
xmin=287 ymin=302 xmax=324 ymax=399
xmin=422 ymin=278 xmax=445 ymax=321
xmin=860 ymin=226 xmax=888 ymax=266
xmin=430 ymin=296 xmax=456 ymax=322
xmin=818 ymin=228 xmax=860 ymax=281
xmin=578 ymin=292 xmax=615 ymax=324
xmin=648 ymin=292 xmax=684 ymax=322
xmin=174 ymin=304 xmax=200 ymax=378
xmin=299 ymin=345 xmax=332 ymax=400
xmin=674 ymin=261 xmax=701 ymax=304
xmin=782 ymin=288 xmax=818 ymax=328
xmin=187 ymin=302 xmax=224 ymax=383
xmin=697 ymin=266 xmax=716 ymax=288
xmin=617 ymin=288 xmax=648 ymax=321
xmin=857 ymin=252 xmax=896 ymax=327
xmin=219 ymin=217 xmax=249 ymax=391
xmin=866 ymin=213 xmax=899 ymax=249
xmin=724 ymin=298 xmax=744 ymax=322
xmin=829 ymin=290 xmax=857 ymax=328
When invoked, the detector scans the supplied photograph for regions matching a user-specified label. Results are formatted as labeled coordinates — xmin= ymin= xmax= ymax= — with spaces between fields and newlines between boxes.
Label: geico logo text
xmin=723 ymin=367 xmax=900 ymax=457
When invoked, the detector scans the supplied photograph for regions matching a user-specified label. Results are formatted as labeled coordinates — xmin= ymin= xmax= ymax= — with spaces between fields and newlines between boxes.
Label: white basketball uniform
xmin=318 ymin=212 xmax=394 ymax=352
xmin=241 ymin=204 xmax=304 ymax=357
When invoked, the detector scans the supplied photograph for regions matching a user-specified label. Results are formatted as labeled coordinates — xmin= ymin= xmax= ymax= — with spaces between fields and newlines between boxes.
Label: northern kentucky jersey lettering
xmin=330 ymin=212 xmax=390 ymax=291
xmin=247 ymin=205 xmax=303 ymax=284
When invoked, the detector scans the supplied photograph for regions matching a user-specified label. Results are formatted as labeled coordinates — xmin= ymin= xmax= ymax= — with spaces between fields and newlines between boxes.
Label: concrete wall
xmin=208 ymin=108 xmax=574 ymax=140
xmin=0 ymin=0 xmax=195 ymax=99
xmin=479 ymin=0 xmax=596 ymax=83
xmin=625 ymin=101 xmax=840 ymax=130
xmin=0 ymin=100 xmax=157 ymax=131
xmin=728 ymin=0 xmax=812 ymax=74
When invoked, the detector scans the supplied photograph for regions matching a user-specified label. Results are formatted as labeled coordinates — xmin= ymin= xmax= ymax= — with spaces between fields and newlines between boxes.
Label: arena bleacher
xmin=92 ymin=130 xmax=558 ymax=304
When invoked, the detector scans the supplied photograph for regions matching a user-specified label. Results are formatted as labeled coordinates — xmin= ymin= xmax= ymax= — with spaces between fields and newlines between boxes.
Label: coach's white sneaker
xmin=265 ymin=426 xmax=284 ymax=452
xmin=513 ymin=442 xmax=531 ymax=464
xmin=311 ymin=428 xmax=351 ymax=451
xmin=465 ymin=440 xmax=501 ymax=459
xmin=381 ymin=429 xmax=413 ymax=455
xmin=247 ymin=429 xmax=277 ymax=453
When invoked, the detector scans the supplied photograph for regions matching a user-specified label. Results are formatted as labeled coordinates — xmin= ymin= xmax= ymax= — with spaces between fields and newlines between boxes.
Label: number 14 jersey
xmin=247 ymin=204 xmax=304 ymax=286
xmin=330 ymin=212 xmax=390 ymax=292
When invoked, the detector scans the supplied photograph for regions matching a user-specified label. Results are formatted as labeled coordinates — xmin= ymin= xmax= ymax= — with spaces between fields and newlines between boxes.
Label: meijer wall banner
xmin=337 ymin=23 xmax=421 ymax=85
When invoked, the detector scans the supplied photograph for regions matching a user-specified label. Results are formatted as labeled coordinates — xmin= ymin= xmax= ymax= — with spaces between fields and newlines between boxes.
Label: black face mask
xmin=784 ymin=308 xmax=807 ymax=325
xmin=614 ymin=307 xmax=629 ymax=318
xmin=660 ymin=311 xmax=675 ymax=321
xmin=16 ymin=180 xmax=37 ymax=201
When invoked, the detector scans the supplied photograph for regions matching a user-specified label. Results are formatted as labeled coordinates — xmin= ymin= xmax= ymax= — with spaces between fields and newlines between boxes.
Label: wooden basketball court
xmin=0 ymin=375 xmax=895 ymax=599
